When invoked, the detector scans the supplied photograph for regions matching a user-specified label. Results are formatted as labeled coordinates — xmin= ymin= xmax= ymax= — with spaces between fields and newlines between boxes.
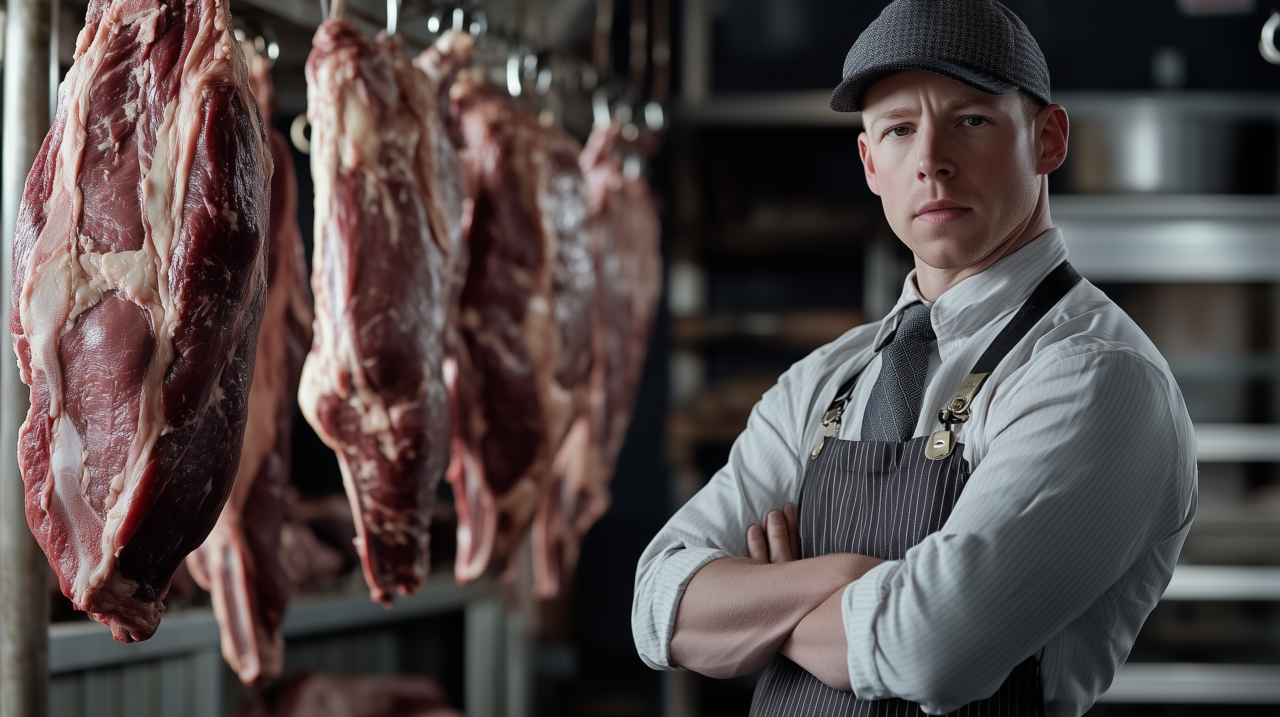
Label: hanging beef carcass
xmin=445 ymin=77 xmax=596 ymax=583
xmin=186 ymin=35 xmax=312 ymax=685
xmin=299 ymin=23 xmax=470 ymax=604
xmin=10 ymin=0 xmax=271 ymax=642
xmin=532 ymin=124 xmax=662 ymax=598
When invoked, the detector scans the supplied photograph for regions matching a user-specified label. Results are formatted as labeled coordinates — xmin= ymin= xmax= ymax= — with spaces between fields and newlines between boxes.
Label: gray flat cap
xmin=830 ymin=0 xmax=1050 ymax=113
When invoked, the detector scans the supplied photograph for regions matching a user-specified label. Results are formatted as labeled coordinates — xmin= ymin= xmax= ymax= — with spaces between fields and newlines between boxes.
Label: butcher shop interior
xmin=2 ymin=0 xmax=1280 ymax=715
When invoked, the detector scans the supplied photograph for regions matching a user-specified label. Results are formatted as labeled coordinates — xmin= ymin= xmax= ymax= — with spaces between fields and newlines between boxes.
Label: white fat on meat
xmin=13 ymin=0 xmax=270 ymax=640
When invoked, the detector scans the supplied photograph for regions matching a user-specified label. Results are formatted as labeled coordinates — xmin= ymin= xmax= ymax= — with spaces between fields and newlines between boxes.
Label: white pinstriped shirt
xmin=633 ymin=229 xmax=1198 ymax=717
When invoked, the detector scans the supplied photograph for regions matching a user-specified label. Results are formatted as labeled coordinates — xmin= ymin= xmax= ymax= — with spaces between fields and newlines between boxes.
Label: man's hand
xmin=670 ymin=504 xmax=883 ymax=680
xmin=747 ymin=504 xmax=801 ymax=564
xmin=747 ymin=503 xmax=856 ymax=690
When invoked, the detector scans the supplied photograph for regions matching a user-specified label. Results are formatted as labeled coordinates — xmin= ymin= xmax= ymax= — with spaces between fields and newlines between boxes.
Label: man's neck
xmin=912 ymin=178 xmax=1053 ymax=302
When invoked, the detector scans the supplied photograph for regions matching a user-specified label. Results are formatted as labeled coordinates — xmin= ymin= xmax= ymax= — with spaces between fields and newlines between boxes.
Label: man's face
xmin=858 ymin=71 xmax=1051 ymax=271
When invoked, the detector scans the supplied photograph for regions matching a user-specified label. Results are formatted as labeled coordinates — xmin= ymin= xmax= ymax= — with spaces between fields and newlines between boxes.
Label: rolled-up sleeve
xmin=841 ymin=344 xmax=1196 ymax=713
xmin=631 ymin=341 xmax=861 ymax=670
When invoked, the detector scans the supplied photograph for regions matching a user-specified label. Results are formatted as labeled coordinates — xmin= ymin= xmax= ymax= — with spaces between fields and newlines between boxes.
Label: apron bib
xmin=749 ymin=437 xmax=1043 ymax=716
xmin=749 ymin=262 xmax=1081 ymax=716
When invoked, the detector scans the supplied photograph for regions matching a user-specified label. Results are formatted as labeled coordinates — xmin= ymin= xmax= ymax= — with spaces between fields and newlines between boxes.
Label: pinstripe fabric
xmin=632 ymin=230 xmax=1198 ymax=717
xmin=750 ymin=437 xmax=1042 ymax=716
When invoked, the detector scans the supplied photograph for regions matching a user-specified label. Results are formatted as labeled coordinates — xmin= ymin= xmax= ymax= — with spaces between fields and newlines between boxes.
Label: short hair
xmin=1019 ymin=90 xmax=1048 ymax=124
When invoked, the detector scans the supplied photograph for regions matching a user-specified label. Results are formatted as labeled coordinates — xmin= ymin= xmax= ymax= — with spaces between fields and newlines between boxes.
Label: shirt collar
xmin=871 ymin=228 xmax=1070 ymax=359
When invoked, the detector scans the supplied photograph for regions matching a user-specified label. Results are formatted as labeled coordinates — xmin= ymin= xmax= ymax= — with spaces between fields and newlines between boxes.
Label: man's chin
xmin=905 ymin=234 xmax=997 ymax=272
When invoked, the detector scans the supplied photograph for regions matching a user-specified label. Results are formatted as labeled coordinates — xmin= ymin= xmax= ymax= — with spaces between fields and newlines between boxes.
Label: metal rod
xmin=513 ymin=0 xmax=525 ymax=43
xmin=386 ymin=0 xmax=399 ymax=36
xmin=593 ymin=0 xmax=612 ymax=75
xmin=629 ymin=0 xmax=647 ymax=92
xmin=650 ymin=0 xmax=670 ymax=104
xmin=680 ymin=0 xmax=709 ymax=103
xmin=48 ymin=0 xmax=59 ymax=121
xmin=0 ymin=0 xmax=51 ymax=712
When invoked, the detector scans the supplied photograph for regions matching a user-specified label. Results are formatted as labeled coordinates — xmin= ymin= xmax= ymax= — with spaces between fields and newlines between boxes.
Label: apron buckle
xmin=926 ymin=373 xmax=989 ymax=460
xmin=810 ymin=413 xmax=841 ymax=459
xmin=925 ymin=428 xmax=956 ymax=460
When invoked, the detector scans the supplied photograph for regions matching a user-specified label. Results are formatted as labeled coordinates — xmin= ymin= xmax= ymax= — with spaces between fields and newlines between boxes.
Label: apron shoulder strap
xmin=928 ymin=261 xmax=1082 ymax=460
xmin=813 ymin=260 xmax=1082 ymax=461
xmin=823 ymin=260 xmax=1080 ymax=419
xmin=970 ymin=261 xmax=1082 ymax=376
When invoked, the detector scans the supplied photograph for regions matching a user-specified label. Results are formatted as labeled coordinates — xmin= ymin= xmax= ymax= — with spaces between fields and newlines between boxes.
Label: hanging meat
xmin=186 ymin=34 xmax=312 ymax=685
xmin=299 ymin=23 xmax=470 ymax=604
xmin=532 ymin=123 xmax=662 ymax=598
xmin=10 ymin=0 xmax=271 ymax=642
xmin=445 ymin=77 xmax=596 ymax=583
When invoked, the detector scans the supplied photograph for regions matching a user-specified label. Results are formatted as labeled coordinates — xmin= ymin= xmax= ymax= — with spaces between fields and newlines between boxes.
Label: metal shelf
xmin=1100 ymin=663 xmax=1280 ymax=703
xmin=1162 ymin=565 xmax=1280 ymax=601
xmin=1195 ymin=423 xmax=1280 ymax=462
xmin=1053 ymin=195 xmax=1280 ymax=282
xmin=48 ymin=574 xmax=522 ymax=717
xmin=49 ymin=574 xmax=493 ymax=675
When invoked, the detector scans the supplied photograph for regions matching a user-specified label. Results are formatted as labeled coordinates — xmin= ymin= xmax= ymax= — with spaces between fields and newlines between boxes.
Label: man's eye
xmin=963 ymin=116 xmax=987 ymax=127
xmin=888 ymin=126 xmax=910 ymax=137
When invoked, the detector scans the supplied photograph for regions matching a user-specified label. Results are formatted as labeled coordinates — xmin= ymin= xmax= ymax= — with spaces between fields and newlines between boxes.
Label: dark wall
xmin=707 ymin=0 xmax=1280 ymax=93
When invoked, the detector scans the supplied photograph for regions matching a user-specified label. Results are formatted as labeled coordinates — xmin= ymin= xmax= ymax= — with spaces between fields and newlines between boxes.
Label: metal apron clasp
xmin=927 ymin=372 xmax=989 ymax=460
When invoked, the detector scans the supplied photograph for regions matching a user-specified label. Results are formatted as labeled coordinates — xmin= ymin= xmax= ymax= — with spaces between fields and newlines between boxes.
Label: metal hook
xmin=387 ymin=0 xmax=401 ymax=35
xmin=1261 ymin=12 xmax=1280 ymax=64
xmin=291 ymin=114 xmax=311 ymax=155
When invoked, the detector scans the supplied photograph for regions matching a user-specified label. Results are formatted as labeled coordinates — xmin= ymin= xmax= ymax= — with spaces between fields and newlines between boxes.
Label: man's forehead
xmin=862 ymin=71 xmax=1011 ymax=120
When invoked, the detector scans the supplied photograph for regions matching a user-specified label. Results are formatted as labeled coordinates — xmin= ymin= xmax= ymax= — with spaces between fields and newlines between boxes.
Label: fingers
xmin=747 ymin=505 xmax=803 ymax=564
xmin=747 ymin=524 xmax=769 ymax=563
xmin=783 ymin=503 xmax=800 ymax=559
xmin=766 ymin=511 xmax=794 ymax=563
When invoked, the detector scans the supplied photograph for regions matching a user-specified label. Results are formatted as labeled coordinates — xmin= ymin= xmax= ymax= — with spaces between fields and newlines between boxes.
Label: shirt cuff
xmin=843 ymin=560 xmax=902 ymax=699
xmin=632 ymin=546 xmax=729 ymax=671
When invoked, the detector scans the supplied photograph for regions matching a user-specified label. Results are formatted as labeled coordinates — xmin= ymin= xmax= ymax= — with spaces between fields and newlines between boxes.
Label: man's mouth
xmin=914 ymin=200 xmax=972 ymax=225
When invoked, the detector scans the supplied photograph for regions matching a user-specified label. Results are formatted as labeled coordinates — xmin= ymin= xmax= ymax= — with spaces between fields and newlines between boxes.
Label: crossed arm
xmin=669 ymin=504 xmax=884 ymax=690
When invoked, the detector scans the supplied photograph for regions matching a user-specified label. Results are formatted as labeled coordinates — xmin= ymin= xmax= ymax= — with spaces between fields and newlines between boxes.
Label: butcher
xmin=632 ymin=1 xmax=1197 ymax=715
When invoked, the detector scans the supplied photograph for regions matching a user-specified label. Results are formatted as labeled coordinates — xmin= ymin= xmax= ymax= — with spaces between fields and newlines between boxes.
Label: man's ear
xmin=1035 ymin=104 xmax=1069 ymax=175
xmin=858 ymin=131 xmax=881 ymax=196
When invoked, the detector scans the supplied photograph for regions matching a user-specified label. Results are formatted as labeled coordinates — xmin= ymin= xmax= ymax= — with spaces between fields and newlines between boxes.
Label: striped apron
xmin=750 ymin=262 xmax=1081 ymax=716
xmin=748 ymin=436 xmax=1043 ymax=716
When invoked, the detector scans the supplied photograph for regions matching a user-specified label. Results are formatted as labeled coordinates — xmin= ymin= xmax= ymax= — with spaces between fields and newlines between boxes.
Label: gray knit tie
xmin=862 ymin=302 xmax=935 ymax=442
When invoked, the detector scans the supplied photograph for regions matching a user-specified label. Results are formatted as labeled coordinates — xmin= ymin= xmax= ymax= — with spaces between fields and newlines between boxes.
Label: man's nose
xmin=916 ymin=126 xmax=957 ymax=182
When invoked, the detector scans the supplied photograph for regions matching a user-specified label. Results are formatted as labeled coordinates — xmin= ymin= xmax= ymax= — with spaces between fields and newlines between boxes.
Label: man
xmin=632 ymin=2 xmax=1197 ymax=715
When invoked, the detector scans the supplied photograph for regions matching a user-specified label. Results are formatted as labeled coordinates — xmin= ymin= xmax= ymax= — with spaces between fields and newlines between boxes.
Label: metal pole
xmin=0 ymin=0 xmax=51 ymax=710
xmin=680 ymin=0 xmax=710 ymax=103
xmin=49 ymin=0 xmax=59 ymax=121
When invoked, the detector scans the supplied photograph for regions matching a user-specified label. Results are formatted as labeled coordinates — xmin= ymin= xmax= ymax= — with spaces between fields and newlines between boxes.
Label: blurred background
xmin=33 ymin=0 xmax=1280 ymax=715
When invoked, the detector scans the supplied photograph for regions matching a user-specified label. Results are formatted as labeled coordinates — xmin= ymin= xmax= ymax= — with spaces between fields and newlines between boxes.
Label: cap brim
xmin=829 ymin=58 xmax=1020 ymax=113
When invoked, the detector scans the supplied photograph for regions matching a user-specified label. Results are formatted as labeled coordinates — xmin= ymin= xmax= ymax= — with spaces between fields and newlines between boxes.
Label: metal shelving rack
xmin=1057 ymin=192 xmax=1280 ymax=705
xmin=46 ymin=573 xmax=528 ymax=717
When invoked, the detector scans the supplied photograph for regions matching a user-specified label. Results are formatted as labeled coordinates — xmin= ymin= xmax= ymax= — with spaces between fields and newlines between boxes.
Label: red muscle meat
xmin=299 ymin=23 xmax=470 ymax=603
xmin=446 ymin=77 xmax=596 ymax=583
xmin=10 ymin=0 xmax=272 ymax=642
xmin=187 ymin=36 xmax=312 ymax=685
xmin=532 ymin=124 xmax=662 ymax=597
